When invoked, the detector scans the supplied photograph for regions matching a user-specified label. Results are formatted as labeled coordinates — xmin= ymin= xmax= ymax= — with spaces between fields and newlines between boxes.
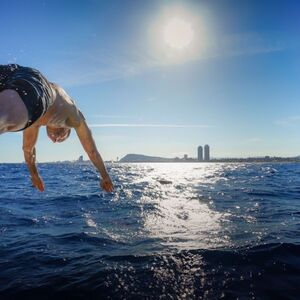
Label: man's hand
xmin=100 ymin=176 xmax=114 ymax=193
xmin=31 ymin=174 xmax=45 ymax=192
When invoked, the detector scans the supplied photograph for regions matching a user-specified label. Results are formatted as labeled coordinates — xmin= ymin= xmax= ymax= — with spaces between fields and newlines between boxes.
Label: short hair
xmin=46 ymin=126 xmax=71 ymax=142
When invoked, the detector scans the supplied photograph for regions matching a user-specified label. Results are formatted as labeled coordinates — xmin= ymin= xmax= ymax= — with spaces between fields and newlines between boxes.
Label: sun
xmin=163 ymin=18 xmax=194 ymax=50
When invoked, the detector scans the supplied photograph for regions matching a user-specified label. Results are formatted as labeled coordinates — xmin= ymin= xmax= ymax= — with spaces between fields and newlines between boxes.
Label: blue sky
xmin=1 ymin=0 xmax=300 ymax=162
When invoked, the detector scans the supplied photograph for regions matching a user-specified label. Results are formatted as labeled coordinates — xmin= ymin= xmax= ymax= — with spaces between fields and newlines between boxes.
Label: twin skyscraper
xmin=198 ymin=145 xmax=210 ymax=161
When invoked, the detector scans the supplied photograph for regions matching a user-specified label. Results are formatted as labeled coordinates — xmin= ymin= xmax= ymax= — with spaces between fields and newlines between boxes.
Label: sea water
xmin=0 ymin=162 xmax=299 ymax=299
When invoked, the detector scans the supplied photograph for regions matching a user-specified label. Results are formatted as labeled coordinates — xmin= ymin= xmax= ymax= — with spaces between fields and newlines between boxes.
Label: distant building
xmin=204 ymin=145 xmax=210 ymax=161
xmin=184 ymin=154 xmax=188 ymax=160
xmin=78 ymin=155 xmax=83 ymax=162
xmin=197 ymin=146 xmax=203 ymax=161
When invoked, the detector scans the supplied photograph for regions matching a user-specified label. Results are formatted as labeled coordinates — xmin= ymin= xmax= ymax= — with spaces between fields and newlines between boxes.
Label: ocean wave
xmin=1 ymin=162 xmax=300 ymax=299
xmin=51 ymin=232 xmax=126 ymax=247
xmin=0 ymin=243 xmax=299 ymax=299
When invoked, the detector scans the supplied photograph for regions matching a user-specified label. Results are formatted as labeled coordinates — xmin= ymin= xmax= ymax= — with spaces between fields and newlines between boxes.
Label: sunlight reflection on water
xmin=112 ymin=163 xmax=233 ymax=250
xmin=70 ymin=162 xmax=299 ymax=253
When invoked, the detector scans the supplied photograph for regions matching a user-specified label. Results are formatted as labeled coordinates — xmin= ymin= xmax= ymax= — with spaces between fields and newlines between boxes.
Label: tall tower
xmin=204 ymin=144 xmax=210 ymax=161
xmin=197 ymin=146 xmax=203 ymax=161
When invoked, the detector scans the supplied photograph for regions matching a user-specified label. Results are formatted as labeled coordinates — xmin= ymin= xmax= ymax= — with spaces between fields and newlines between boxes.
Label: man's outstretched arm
xmin=22 ymin=126 xmax=45 ymax=192
xmin=74 ymin=118 xmax=114 ymax=192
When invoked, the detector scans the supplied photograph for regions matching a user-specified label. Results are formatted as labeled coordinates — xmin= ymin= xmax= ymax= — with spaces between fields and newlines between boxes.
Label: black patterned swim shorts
xmin=0 ymin=64 xmax=53 ymax=130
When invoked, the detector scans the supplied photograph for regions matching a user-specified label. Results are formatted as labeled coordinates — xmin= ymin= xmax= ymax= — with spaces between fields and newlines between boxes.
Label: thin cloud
xmin=88 ymin=123 xmax=214 ymax=128
xmin=89 ymin=114 xmax=133 ymax=119
xmin=274 ymin=116 xmax=300 ymax=127
xmin=244 ymin=137 xmax=263 ymax=143
xmin=95 ymin=135 xmax=127 ymax=140
xmin=46 ymin=32 xmax=289 ymax=87
xmin=145 ymin=97 xmax=157 ymax=102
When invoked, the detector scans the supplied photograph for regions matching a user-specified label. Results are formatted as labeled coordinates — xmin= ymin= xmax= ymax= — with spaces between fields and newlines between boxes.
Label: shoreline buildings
xmin=204 ymin=144 xmax=210 ymax=161
xmin=197 ymin=146 xmax=203 ymax=161
xmin=119 ymin=146 xmax=300 ymax=163
xmin=198 ymin=144 xmax=210 ymax=161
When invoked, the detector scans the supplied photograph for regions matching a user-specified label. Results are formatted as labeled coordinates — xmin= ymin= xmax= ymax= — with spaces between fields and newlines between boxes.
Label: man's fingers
xmin=32 ymin=176 xmax=45 ymax=192
xmin=38 ymin=182 xmax=45 ymax=192
xmin=100 ymin=180 xmax=114 ymax=192
xmin=38 ymin=179 xmax=45 ymax=192
xmin=34 ymin=184 xmax=43 ymax=192
xmin=34 ymin=183 xmax=44 ymax=192
xmin=106 ymin=183 xmax=114 ymax=192
xmin=108 ymin=183 xmax=114 ymax=192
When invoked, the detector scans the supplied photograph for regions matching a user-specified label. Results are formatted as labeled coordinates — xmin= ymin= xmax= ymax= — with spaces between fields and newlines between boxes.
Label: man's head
xmin=46 ymin=126 xmax=71 ymax=143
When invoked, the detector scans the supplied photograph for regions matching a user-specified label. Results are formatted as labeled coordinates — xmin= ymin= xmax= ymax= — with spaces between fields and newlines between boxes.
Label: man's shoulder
xmin=53 ymin=85 xmax=74 ymax=103
xmin=67 ymin=109 xmax=85 ymax=128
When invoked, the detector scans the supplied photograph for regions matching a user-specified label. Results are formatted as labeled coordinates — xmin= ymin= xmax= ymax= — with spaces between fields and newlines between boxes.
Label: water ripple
xmin=0 ymin=162 xmax=300 ymax=298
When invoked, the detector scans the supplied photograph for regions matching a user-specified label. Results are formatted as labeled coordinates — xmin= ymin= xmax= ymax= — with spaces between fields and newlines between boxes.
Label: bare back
xmin=35 ymin=83 xmax=82 ymax=129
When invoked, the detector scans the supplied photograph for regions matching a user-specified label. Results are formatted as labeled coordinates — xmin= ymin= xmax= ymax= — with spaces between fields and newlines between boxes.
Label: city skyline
xmin=1 ymin=0 xmax=300 ymax=163
xmin=197 ymin=144 xmax=210 ymax=161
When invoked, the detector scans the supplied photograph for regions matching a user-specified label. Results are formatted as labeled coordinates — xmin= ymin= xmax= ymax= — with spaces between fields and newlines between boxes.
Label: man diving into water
xmin=0 ymin=64 xmax=114 ymax=192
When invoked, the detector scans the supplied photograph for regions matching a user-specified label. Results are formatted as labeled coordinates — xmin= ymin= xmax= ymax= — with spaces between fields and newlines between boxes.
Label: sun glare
xmin=163 ymin=18 xmax=194 ymax=50
xmin=150 ymin=6 xmax=206 ymax=64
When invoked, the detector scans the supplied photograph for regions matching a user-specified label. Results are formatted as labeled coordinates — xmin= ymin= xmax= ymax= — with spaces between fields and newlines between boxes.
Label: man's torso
xmin=35 ymin=84 xmax=82 ymax=129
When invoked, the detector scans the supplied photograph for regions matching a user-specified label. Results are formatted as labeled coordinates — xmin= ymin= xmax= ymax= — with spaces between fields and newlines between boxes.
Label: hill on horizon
xmin=119 ymin=154 xmax=173 ymax=163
